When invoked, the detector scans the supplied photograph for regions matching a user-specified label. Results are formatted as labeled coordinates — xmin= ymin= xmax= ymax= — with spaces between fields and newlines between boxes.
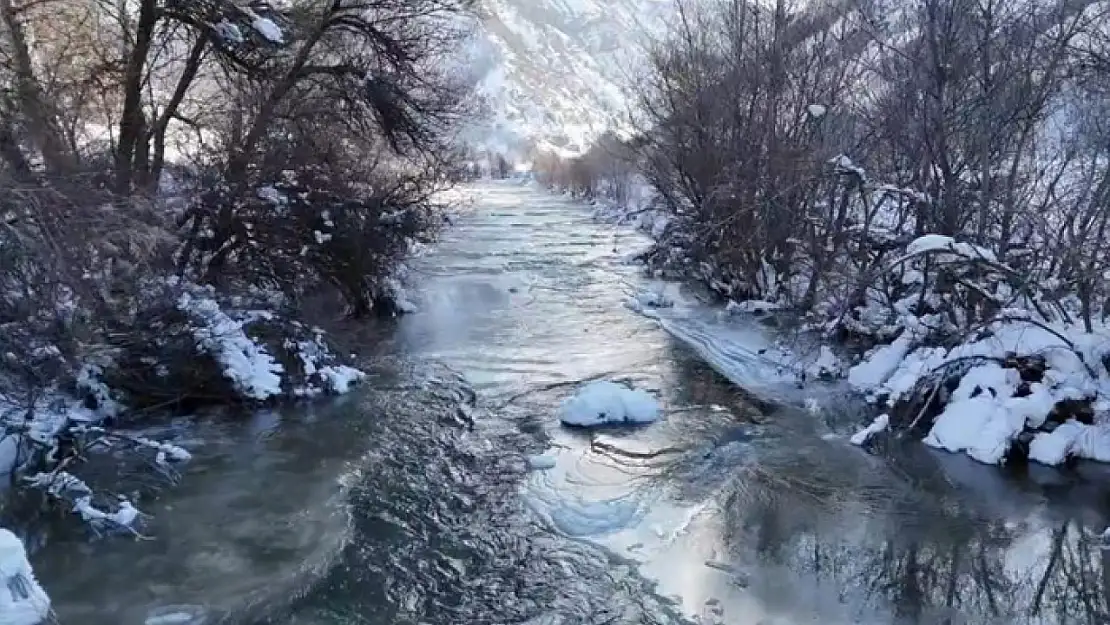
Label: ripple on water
xmin=274 ymin=373 xmax=692 ymax=625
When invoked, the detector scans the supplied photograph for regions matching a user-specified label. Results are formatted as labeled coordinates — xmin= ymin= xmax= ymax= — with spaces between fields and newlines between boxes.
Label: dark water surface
xmin=27 ymin=182 xmax=1110 ymax=625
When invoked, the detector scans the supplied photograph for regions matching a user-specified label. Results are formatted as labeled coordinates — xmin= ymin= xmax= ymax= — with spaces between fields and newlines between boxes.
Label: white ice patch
xmin=251 ymin=16 xmax=284 ymax=43
xmin=527 ymin=454 xmax=557 ymax=470
xmin=0 ymin=529 xmax=51 ymax=625
xmin=559 ymin=381 xmax=661 ymax=427
xmin=213 ymin=19 xmax=244 ymax=44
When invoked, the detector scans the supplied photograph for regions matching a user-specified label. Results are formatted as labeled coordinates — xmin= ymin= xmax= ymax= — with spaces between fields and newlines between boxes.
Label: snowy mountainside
xmin=465 ymin=0 xmax=674 ymax=158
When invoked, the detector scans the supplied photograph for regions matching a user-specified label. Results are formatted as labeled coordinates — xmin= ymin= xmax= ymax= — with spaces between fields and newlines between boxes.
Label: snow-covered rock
xmin=559 ymin=381 xmax=661 ymax=427
xmin=251 ymin=16 xmax=283 ymax=43
xmin=1029 ymin=421 xmax=1110 ymax=465
xmin=0 ymin=529 xmax=51 ymax=625
xmin=847 ymin=333 xmax=916 ymax=395
xmin=319 ymin=365 xmax=366 ymax=395
xmin=806 ymin=346 xmax=842 ymax=380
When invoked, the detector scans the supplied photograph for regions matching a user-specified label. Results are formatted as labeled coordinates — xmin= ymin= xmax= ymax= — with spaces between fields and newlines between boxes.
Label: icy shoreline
xmin=563 ymin=183 xmax=1110 ymax=469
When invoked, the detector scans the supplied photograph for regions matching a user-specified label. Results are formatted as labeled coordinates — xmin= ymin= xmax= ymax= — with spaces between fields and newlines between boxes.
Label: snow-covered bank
xmin=544 ymin=180 xmax=1110 ymax=470
xmin=1 ymin=280 xmax=371 ymax=537
xmin=0 ymin=529 xmax=50 ymax=625
xmin=850 ymin=316 xmax=1110 ymax=466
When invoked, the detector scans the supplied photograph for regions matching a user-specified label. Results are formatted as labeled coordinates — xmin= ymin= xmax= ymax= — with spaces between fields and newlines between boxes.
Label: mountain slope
xmin=465 ymin=0 xmax=674 ymax=157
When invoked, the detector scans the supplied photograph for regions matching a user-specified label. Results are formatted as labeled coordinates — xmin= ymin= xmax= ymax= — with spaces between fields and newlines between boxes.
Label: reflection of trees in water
xmin=658 ymin=341 xmax=773 ymax=416
xmin=1027 ymin=518 xmax=1108 ymax=624
xmin=653 ymin=336 xmax=1110 ymax=623
xmin=717 ymin=465 xmax=1110 ymax=624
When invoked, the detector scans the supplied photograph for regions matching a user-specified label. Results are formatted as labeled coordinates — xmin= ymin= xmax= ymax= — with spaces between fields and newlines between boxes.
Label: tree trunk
xmin=0 ymin=116 xmax=32 ymax=178
xmin=145 ymin=35 xmax=208 ymax=190
xmin=0 ymin=0 xmax=73 ymax=176
xmin=114 ymin=0 xmax=159 ymax=194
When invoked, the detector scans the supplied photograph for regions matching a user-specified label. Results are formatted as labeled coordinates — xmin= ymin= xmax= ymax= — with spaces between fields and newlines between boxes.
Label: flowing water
xmin=24 ymin=181 xmax=1110 ymax=625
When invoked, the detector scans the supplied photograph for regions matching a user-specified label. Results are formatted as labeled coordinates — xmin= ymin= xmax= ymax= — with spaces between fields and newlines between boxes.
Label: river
xmin=24 ymin=181 xmax=1110 ymax=625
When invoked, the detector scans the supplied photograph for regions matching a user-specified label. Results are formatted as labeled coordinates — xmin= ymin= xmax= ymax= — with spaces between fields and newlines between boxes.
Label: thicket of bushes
xmin=0 ymin=0 xmax=478 ymax=527
xmin=534 ymin=0 xmax=1110 ymax=458
xmin=537 ymin=0 xmax=1110 ymax=347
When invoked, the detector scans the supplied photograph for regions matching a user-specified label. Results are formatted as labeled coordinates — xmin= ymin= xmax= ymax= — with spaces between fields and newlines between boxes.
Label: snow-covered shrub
xmin=177 ymin=138 xmax=451 ymax=318
xmin=0 ymin=0 xmax=474 ymax=547
xmin=94 ymin=280 xmax=364 ymax=408
xmin=597 ymin=0 xmax=1110 ymax=467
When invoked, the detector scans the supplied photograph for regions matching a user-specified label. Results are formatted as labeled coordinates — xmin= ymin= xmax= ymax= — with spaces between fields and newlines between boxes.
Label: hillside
xmin=464 ymin=0 xmax=674 ymax=158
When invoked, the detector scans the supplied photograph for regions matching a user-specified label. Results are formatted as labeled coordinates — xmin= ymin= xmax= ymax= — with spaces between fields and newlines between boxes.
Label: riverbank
xmin=547 ymin=179 xmax=1110 ymax=471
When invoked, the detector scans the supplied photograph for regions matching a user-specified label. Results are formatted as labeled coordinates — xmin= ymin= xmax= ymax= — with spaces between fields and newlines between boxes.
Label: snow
xmin=0 ymin=529 xmax=51 ymax=625
xmin=319 ymin=365 xmax=366 ymax=394
xmin=829 ymin=154 xmax=867 ymax=179
xmin=725 ymin=299 xmax=781 ymax=315
xmin=178 ymin=291 xmax=283 ymax=401
xmin=904 ymin=234 xmax=997 ymax=262
xmin=256 ymin=185 xmax=285 ymax=206
xmin=625 ymin=289 xmax=673 ymax=312
xmin=807 ymin=104 xmax=828 ymax=118
xmin=806 ymin=345 xmax=841 ymax=380
xmin=251 ymin=17 xmax=284 ymax=44
xmin=924 ymin=397 xmax=1024 ymax=465
xmin=1029 ymin=421 xmax=1110 ymax=465
xmin=850 ymin=413 xmax=889 ymax=446
xmin=918 ymin=364 xmax=1024 ymax=464
xmin=559 ymin=381 xmax=661 ymax=427
xmin=847 ymin=333 xmax=915 ymax=395
xmin=23 ymin=471 xmax=144 ymax=531
xmin=385 ymin=275 xmax=418 ymax=314
xmin=462 ymin=0 xmax=674 ymax=156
